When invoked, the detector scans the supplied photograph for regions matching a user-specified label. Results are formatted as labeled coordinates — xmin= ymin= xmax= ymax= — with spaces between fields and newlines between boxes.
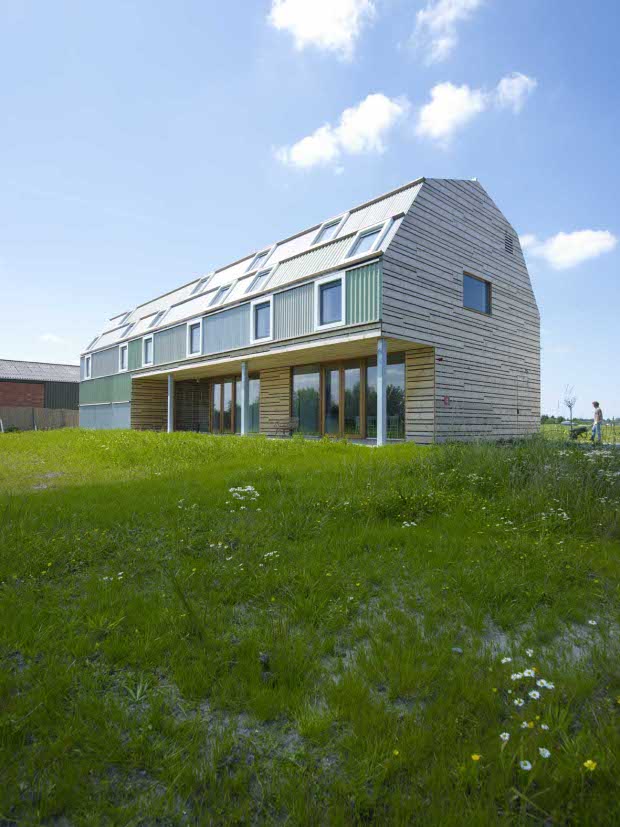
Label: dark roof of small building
xmin=0 ymin=359 xmax=80 ymax=383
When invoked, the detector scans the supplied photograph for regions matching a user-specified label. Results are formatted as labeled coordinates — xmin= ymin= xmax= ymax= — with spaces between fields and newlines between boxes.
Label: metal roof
xmin=0 ymin=359 xmax=80 ymax=383
xmin=85 ymin=177 xmax=425 ymax=353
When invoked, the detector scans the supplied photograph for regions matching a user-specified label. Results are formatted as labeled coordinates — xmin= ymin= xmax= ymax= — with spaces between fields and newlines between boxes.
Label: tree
xmin=564 ymin=385 xmax=577 ymax=434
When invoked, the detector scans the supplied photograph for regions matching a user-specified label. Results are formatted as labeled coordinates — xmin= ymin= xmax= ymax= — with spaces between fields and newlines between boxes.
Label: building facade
xmin=0 ymin=360 xmax=79 ymax=430
xmin=79 ymin=178 xmax=540 ymax=443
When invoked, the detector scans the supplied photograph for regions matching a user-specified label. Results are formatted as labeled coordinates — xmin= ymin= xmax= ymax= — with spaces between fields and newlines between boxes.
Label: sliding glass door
xmin=212 ymin=375 xmax=260 ymax=434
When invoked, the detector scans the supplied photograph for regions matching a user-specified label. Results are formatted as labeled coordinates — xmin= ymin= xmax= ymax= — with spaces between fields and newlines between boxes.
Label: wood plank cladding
xmin=131 ymin=377 xmax=168 ymax=431
xmin=382 ymin=179 xmax=540 ymax=442
xmin=259 ymin=367 xmax=291 ymax=436
xmin=405 ymin=347 xmax=435 ymax=444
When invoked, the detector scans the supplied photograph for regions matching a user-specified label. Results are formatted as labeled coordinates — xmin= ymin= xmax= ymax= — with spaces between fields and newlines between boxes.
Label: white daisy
xmin=540 ymin=724 xmax=550 ymax=731
xmin=539 ymin=748 xmax=551 ymax=759
xmin=529 ymin=690 xmax=540 ymax=700
xmin=526 ymin=648 xmax=534 ymax=657
xmin=501 ymin=657 xmax=512 ymax=664
xmin=520 ymin=760 xmax=532 ymax=771
xmin=588 ymin=620 xmax=598 ymax=626
xmin=523 ymin=669 xmax=535 ymax=678
xmin=511 ymin=673 xmax=524 ymax=681
xmin=514 ymin=698 xmax=525 ymax=707
xmin=500 ymin=732 xmax=510 ymax=742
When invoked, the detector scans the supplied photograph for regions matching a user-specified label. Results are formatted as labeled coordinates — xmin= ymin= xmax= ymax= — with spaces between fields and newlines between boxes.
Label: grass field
xmin=1 ymin=430 xmax=619 ymax=825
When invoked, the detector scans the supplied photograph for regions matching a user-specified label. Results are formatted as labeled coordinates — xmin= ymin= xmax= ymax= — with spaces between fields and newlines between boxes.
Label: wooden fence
xmin=0 ymin=407 xmax=79 ymax=432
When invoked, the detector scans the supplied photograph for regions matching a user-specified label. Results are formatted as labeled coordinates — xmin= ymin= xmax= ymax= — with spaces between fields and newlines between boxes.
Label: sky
xmin=1 ymin=0 xmax=618 ymax=418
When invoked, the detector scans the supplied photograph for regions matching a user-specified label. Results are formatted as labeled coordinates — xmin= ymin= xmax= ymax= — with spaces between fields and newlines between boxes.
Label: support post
xmin=240 ymin=361 xmax=249 ymax=435
xmin=377 ymin=337 xmax=387 ymax=446
xmin=167 ymin=374 xmax=174 ymax=433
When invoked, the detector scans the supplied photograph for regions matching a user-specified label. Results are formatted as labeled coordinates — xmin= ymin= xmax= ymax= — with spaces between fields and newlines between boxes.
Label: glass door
xmin=212 ymin=379 xmax=235 ymax=433
xmin=323 ymin=368 xmax=340 ymax=435
xmin=343 ymin=364 xmax=361 ymax=436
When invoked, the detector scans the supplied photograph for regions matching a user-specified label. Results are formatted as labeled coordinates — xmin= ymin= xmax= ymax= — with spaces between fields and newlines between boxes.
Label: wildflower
xmin=545 ymin=682 xmax=555 ymax=690
xmin=471 ymin=754 xmax=481 ymax=761
xmin=521 ymin=721 xmax=529 ymax=729
xmin=514 ymin=698 xmax=525 ymax=707
xmin=519 ymin=760 xmax=532 ymax=771
xmin=523 ymin=669 xmax=535 ymax=678
xmin=511 ymin=673 xmax=523 ymax=681
xmin=539 ymin=748 xmax=551 ymax=759
xmin=501 ymin=657 xmax=512 ymax=664
xmin=393 ymin=749 xmax=400 ymax=756
xmin=500 ymin=732 xmax=510 ymax=742
xmin=526 ymin=648 xmax=534 ymax=657
xmin=536 ymin=679 xmax=547 ymax=688
xmin=540 ymin=724 xmax=549 ymax=731
xmin=583 ymin=759 xmax=597 ymax=771
xmin=588 ymin=620 xmax=598 ymax=626
xmin=529 ymin=690 xmax=540 ymax=700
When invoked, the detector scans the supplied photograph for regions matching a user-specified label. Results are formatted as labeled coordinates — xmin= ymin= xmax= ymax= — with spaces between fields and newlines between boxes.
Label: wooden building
xmin=79 ymin=178 xmax=540 ymax=443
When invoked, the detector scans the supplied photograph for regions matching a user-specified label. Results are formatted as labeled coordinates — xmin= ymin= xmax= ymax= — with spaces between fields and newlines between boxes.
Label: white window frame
xmin=191 ymin=273 xmax=213 ymax=296
xmin=246 ymin=245 xmax=275 ymax=274
xmin=344 ymin=218 xmax=393 ymax=262
xmin=311 ymin=212 xmax=349 ymax=247
xmin=245 ymin=268 xmax=273 ymax=295
xmin=143 ymin=334 xmax=154 ymax=366
xmin=84 ymin=355 xmax=92 ymax=379
xmin=209 ymin=284 xmax=233 ymax=308
xmin=314 ymin=272 xmax=346 ymax=331
xmin=250 ymin=296 xmax=274 ymax=344
xmin=118 ymin=343 xmax=129 ymax=373
xmin=148 ymin=309 xmax=167 ymax=329
xmin=186 ymin=318 xmax=202 ymax=357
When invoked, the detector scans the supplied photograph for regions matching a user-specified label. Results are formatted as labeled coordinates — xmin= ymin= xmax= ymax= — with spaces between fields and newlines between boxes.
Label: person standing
xmin=591 ymin=401 xmax=603 ymax=444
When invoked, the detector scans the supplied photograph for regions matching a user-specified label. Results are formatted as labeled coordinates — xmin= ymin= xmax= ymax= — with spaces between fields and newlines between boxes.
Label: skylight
xmin=191 ymin=275 xmax=212 ymax=295
xmin=209 ymin=285 xmax=232 ymax=307
xmin=247 ymin=250 xmax=270 ymax=273
xmin=313 ymin=220 xmax=340 ymax=245
xmin=245 ymin=269 xmax=272 ymax=294
xmin=149 ymin=310 xmax=167 ymax=329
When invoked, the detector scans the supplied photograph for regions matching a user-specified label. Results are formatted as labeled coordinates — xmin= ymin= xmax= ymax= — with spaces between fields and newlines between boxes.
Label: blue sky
xmin=1 ymin=0 xmax=618 ymax=417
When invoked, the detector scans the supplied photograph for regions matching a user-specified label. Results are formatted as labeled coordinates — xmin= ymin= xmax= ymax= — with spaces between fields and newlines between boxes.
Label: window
xmin=234 ymin=375 xmax=260 ymax=433
xmin=366 ymin=353 xmax=405 ymax=439
xmin=149 ymin=310 xmax=166 ymax=329
xmin=292 ymin=366 xmax=320 ymax=435
xmin=315 ymin=275 xmax=344 ymax=328
xmin=86 ymin=336 xmax=99 ymax=351
xmin=209 ymin=285 xmax=232 ymax=307
xmin=191 ymin=274 xmax=212 ymax=295
xmin=143 ymin=335 xmax=154 ymax=365
xmin=84 ymin=355 xmax=92 ymax=379
xmin=123 ymin=322 xmax=135 ymax=338
xmin=119 ymin=344 xmax=128 ymax=372
xmin=345 ymin=219 xmax=392 ymax=260
xmin=187 ymin=320 xmax=201 ymax=356
xmin=252 ymin=299 xmax=272 ymax=342
xmin=247 ymin=250 xmax=270 ymax=273
xmin=463 ymin=273 xmax=491 ymax=314
xmin=313 ymin=219 xmax=340 ymax=246
xmin=245 ymin=269 xmax=272 ymax=294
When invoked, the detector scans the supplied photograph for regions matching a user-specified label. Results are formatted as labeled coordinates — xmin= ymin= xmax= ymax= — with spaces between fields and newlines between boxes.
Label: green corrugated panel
xmin=79 ymin=373 xmax=132 ymax=404
xmin=128 ymin=339 xmax=142 ymax=371
xmin=273 ymin=283 xmax=314 ymax=340
xmin=346 ymin=261 xmax=381 ymax=325
xmin=44 ymin=381 xmax=79 ymax=410
xmin=154 ymin=324 xmax=187 ymax=365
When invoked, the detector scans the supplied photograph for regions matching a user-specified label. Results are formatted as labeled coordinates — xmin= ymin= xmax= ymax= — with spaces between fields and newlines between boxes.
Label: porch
xmin=130 ymin=336 xmax=436 ymax=445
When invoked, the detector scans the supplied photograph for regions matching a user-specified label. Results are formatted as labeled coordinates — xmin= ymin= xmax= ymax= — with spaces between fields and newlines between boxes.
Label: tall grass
xmin=0 ymin=430 xmax=618 ymax=824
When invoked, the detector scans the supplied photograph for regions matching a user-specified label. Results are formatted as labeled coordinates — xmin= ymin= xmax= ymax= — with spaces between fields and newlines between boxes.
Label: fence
xmin=0 ymin=406 xmax=79 ymax=432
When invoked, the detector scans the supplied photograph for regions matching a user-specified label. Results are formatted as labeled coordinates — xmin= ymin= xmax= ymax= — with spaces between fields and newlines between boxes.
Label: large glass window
xmin=188 ymin=322 xmax=201 ymax=355
xmin=254 ymin=301 xmax=271 ymax=340
xmin=366 ymin=354 xmax=405 ymax=440
xmin=349 ymin=226 xmax=381 ymax=257
xmin=324 ymin=368 xmax=340 ymax=434
xmin=222 ymin=382 xmax=233 ymax=431
xmin=463 ymin=273 xmax=491 ymax=314
xmin=249 ymin=377 xmax=260 ymax=433
xmin=343 ymin=365 xmax=361 ymax=435
xmin=212 ymin=382 xmax=221 ymax=432
xmin=319 ymin=280 xmax=342 ymax=326
xmin=292 ymin=366 xmax=320 ymax=434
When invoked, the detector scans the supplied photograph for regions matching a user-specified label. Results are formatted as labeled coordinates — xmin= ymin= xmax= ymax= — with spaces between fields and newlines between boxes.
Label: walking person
xmin=591 ymin=401 xmax=603 ymax=444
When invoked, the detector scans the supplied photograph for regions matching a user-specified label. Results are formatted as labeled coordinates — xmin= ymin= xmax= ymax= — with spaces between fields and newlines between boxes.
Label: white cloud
xmin=40 ymin=333 xmax=64 ymax=344
xmin=276 ymin=93 xmax=409 ymax=169
xmin=496 ymin=72 xmax=537 ymax=113
xmin=416 ymin=72 xmax=537 ymax=144
xmin=268 ymin=0 xmax=375 ymax=60
xmin=415 ymin=82 xmax=487 ymax=142
xmin=414 ymin=0 xmax=484 ymax=63
xmin=520 ymin=230 xmax=618 ymax=270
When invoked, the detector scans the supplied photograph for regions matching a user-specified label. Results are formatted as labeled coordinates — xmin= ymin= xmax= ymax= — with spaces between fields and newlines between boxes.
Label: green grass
xmin=1 ymin=430 xmax=619 ymax=825
xmin=541 ymin=423 xmax=620 ymax=444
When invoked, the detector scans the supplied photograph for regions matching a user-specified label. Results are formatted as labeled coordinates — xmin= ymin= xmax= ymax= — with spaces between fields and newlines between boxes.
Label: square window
xmin=188 ymin=322 xmax=201 ymax=355
xmin=254 ymin=301 xmax=271 ymax=340
xmin=314 ymin=220 xmax=340 ymax=245
xmin=144 ymin=337 xmax=153 ymax=365
xmin=463 ymin=274 xmax=491 ymax=314
xmin=119 ymin=345 xmax=128 ymax=371
xmin=319 ymin=280 xmax=342 ymax=326
xmin=349 ymin=226 xmax=381 ymax=257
